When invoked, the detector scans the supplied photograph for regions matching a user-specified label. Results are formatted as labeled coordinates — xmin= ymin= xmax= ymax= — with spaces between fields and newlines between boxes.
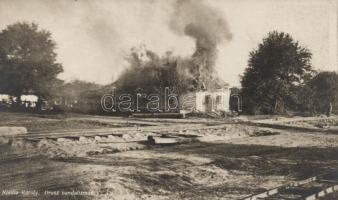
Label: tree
xmin=56 ymin=80 xmax=102 ymax=105
xmin=308 ymin=71 xmax=338 ymax=114
xmin=241 ymin=31 xmax=313 ymax=114
xmin=0 ymin=22 xmax=63 ymax=108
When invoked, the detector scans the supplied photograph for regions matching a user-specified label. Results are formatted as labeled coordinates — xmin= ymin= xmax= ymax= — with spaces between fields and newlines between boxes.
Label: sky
xmin=0 ymin=0 xmax=337 ymax=87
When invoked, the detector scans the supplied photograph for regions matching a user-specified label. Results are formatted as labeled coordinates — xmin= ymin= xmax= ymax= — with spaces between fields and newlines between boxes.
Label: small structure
xmin=181 ymin=84 xmax=231 ymax=113
xmin=195 ymin=87 xmax=230 ymax=112
xmin=21 ymin=95 xmax=38 ymax=108
xmin=0 ymin=94 xmax=38 ymax=108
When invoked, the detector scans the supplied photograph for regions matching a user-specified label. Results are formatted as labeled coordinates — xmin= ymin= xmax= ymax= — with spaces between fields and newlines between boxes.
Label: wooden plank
xmin=305 ymin=184 xmax=338 ymax=200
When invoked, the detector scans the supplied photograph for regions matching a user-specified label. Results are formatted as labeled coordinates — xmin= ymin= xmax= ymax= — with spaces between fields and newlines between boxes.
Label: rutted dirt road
xmin=1 ymin=113 xmax=338 ymax=200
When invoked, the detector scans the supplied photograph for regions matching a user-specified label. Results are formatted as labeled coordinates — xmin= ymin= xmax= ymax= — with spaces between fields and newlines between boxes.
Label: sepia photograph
xmin=0 ymin=0 xmax=337 ymax=199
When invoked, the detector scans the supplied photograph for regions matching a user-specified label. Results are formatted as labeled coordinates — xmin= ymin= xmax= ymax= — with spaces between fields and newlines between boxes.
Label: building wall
xmin=195 ymin=91 xmax=207 ymax=112
xmin=181 ymin=88 xmax=230 ymax=113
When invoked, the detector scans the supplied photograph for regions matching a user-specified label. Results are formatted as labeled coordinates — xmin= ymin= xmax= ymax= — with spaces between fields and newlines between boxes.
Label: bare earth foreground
xmin=0 ymin=112 xmax=338 ymax=200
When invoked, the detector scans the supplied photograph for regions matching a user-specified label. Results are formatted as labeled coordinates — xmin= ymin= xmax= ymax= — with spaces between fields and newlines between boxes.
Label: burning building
xmin=112 ymin=0 xmax=232 ymax=114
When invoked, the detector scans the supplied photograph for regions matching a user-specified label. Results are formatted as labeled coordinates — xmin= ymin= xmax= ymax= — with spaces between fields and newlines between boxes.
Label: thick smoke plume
xmin=116 ymin=0 xmax=232 ymax=101
xmin=170 ymin=0 xmax=232 ymax=89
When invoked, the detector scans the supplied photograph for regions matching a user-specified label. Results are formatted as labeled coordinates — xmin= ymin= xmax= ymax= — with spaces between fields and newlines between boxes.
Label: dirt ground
xmin=0 ymin=112 xmax=338 ymax=200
